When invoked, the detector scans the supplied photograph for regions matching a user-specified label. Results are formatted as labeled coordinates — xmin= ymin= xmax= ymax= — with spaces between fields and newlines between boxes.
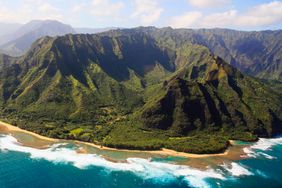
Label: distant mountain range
xmin=0 ymin=20 xmax=118 ymax=56
xmin=131 ymin=27 xmax=282 ymax=80
xmin=0 ymin=21 xmax=281 ymax=80
xmin=0 ymin=20 xmax=76 ymax=56
xmin=0 ymin=29 xmax=281 ymax=153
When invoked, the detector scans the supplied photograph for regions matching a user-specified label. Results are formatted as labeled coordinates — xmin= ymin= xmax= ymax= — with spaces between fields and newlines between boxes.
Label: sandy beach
xmin=0 ymin=121 xmax=58 ymax=142
xmin=78 ymin=140 xmax=231 ymax=158
xmin=0 ymin=120 xmax=231 ymax=158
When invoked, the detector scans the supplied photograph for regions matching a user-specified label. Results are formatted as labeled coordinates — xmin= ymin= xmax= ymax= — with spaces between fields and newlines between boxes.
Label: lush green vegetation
xmin=101 ymin=120 xmax=231 ymax=153
xmin=0 ymin=28 xmax=281 ymax=154
xmin=129 ymin=27 xmax=282 ymax=80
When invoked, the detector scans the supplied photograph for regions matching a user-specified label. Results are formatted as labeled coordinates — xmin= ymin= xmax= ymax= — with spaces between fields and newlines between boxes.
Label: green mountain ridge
xmin=140 ymin=55 xmax=281 ymax=137
xmin=101 ymin=27 xmax=282 ymax=80
xmin=1 ymin=25 xmax=281 ymax=80
xmin=0 ymin=30 xmax=281 ymax=154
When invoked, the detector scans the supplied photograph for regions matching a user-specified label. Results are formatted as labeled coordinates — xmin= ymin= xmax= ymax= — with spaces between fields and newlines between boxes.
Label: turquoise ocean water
xmin=0 ymin=133 xmax=282 ymax=188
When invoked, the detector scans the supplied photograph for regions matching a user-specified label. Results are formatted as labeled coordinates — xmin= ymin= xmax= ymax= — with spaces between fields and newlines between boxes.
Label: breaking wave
xmin=221 ymin=162 xmax=253 ymax=177
xmin=243 ymin=137 xmax=282 ymax=159
xmin=0 ymin=134 xmax=273 ymax=188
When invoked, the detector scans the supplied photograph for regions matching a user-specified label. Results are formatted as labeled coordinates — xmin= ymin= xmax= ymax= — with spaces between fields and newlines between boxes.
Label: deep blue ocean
xmin=0 ymin=134 xmax=282 ymax=188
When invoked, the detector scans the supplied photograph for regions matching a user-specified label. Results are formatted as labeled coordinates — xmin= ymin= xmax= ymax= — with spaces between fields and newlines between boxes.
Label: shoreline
xmin=0 ymin=121 xmax=59 ymax=142
xmin=0 ymin=120 xmax=231 ymax=158
xmin=77 ymin=140 xmax=231 ymax=158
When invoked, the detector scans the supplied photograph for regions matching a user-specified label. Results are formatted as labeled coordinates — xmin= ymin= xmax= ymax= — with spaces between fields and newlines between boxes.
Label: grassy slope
xmin=104 ymin=55 xmax=281 ymax=153
xmin=144 ymin=27 xmax=282 ymax=80
xmin=0 ymin=32 xmax=281 ymax=154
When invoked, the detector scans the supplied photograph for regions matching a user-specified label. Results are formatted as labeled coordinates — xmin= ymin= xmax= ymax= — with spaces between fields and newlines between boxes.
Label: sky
xmin=0 ymin=0 xmax=281 ymax=30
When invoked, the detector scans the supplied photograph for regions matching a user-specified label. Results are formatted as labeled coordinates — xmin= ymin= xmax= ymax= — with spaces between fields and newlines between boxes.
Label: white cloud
xmin=200 ymin=10 xmax=237 ymax=28
xmin=237 ymin=1 xmax=282 ymax=27
xmin=37 ymin=3 xmax=63 ymax=20
xmin=38 ymin=3 xmax=59 ymax=13
xmin=71 ymin=3 xmax=86 ymax=13
xmin=0 ymin=0 xmax=281 ymax=30
xmin=0 ymin=1 xmax=63 ymax=23
xmin=131 ymin=0 xmax=163 ymax=25
xmin=90 ymin=0 xmax=124 ymax=18
xmin=168 ymin=11 xmax=202 ymax=28
xmin=169 ymin=1 xmax=282 ymax=29
xmin=187 ymin=0 xmax=231 ymax=8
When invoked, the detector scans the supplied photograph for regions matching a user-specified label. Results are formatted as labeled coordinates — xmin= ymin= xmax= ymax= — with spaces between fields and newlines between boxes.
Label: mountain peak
xmin=0 ymin=29 xmax=281 ymax=153
xmin=0 ymin=20 xmax=75 ymax=56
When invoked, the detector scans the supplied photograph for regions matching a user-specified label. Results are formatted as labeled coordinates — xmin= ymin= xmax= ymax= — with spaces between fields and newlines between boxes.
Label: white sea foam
xmin=243 ymin=137 xmax=282 ymax=159
xmin=243 ymin=147 xmax=257 ymax=158
xmin=258 ymin=152 xmax=276 ymax=160
xmin=221 ymin=162 xmax=253 ymax=177
xmin=4 ymin=134 xmax=273 ymax=187
xmin=0 ymin=134 xmax=228 ymax=188
xmin=251 ymin=137 xmax=282 ymax=151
